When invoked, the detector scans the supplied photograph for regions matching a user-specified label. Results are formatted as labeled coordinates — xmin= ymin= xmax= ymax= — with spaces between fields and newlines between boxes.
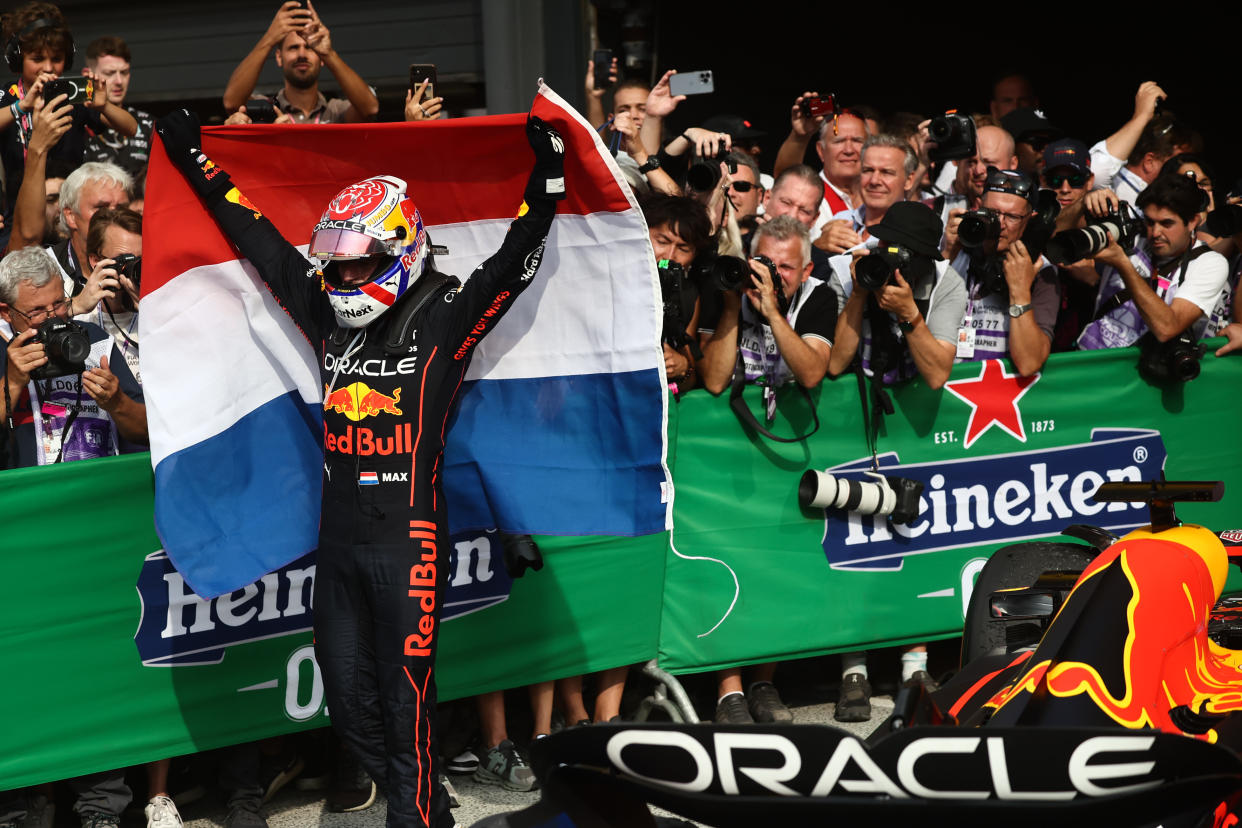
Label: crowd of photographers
xmin=593 ymin=63 xmax=1240 ymax=726
xmin=3 ymin=1 xmax=1241 ymax=826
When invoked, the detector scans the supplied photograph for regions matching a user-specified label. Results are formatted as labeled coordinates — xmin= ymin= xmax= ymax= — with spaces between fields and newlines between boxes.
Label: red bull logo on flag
xmin=322 ymin=382 xmax=403 ymax=421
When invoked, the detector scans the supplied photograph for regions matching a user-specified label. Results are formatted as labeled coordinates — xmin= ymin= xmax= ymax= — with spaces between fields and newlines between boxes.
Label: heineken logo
xmin=819 ymin=429 xmax=1166 ymax=571
xmin=134 ymin=531 xmax=514 ymax=666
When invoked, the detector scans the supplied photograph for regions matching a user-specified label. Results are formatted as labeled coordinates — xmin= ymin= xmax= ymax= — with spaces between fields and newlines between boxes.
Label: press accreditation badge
xmin=956 ymin=308 xmax=976 ymax=359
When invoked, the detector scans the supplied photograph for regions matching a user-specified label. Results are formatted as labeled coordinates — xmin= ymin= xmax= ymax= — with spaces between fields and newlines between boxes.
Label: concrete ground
xmin=175 ymin=693 xmax=896 ymax=828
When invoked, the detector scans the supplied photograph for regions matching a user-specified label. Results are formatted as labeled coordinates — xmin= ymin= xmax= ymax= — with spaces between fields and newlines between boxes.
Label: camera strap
xmin=727 ymin=351 xmax=820 ymax=443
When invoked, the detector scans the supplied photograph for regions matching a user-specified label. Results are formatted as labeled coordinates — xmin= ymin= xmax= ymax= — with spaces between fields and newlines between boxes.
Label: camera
xmin=684 ymin=140 xmax=736 ymax=194
xmin=1046 ymin=204 xmax=1145 ymax=265
xmin=855 ymin=244 xmax=915 ymax=292
xmin=957 ymin=208 xmax=1001 ymax=249
xmin=747 ymin=254 xmax=790 ymax=317
xmin=42 ymin=77 xmax=92 ymax=105
xmin=1138 ymin=332 xmax=1204 ymax=384
xmin=690 ymin=252 xmax=750 ymax=292
xmin=927 ymin=112 xmax=976 ymax=163
xmin=30 ymin=319 xmax=90 ymax=380
xmin=112 ymin=253 xmax=141 ymax=291
xmin=657 ymin=259 xmax=699 ymax=354
xmin=798 ymin=93 xmax=838 ymax=119
xmin=244 ymin=97 xmax=279 ymax=124
xmin=798 ymin=469 xmax=924 ymax=525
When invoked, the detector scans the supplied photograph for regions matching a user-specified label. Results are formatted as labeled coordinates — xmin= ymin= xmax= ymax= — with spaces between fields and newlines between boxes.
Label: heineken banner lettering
xmin=4 ymin=347 xmax=1242 ymax=788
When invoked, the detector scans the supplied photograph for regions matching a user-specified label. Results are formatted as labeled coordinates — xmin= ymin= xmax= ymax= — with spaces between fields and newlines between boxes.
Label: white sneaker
xmin=145 ymin=795 xmax=183 ymax=828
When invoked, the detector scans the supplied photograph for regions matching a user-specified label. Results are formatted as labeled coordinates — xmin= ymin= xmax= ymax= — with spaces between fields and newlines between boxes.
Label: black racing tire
xmin=960 ymin=541 xmax=1098 ymax=667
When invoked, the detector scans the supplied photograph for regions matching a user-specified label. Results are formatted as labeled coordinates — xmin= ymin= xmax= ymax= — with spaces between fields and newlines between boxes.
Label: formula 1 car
xmin=473 ymin=481 xmax=1242 ymax=828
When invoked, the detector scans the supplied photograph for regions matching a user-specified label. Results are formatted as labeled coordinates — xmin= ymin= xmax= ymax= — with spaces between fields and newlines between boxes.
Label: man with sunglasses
xmin=0 ymin=245 xmax=145 ymax=469
xmin=1040 ymin=140 xmax=1100 ymax=350
xmin=999 ymin=108 xmax=1062 ymax=177
xmin=1078 ymin=174 xmax=1228 ymax=351
xmin=724 ymin=150 xmax=764 ymax=226
xmin=949 ymin=168 xmax=1060 ymax=376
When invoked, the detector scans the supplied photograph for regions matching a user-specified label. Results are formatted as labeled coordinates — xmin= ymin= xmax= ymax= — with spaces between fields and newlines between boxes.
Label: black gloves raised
xmin=154 ymin=108 xmax=233 ymax=201
xmin=524 ymin=114 xmax=566 ymax=203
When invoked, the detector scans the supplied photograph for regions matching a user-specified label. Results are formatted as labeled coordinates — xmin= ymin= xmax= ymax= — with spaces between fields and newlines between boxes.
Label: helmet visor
xmin=309 ymin=222 xmax=391 ymax=261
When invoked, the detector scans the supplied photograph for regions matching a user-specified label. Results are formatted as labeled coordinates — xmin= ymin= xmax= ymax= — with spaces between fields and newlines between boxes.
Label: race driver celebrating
xmin=153 ymin=108 xmax=566 ymax=827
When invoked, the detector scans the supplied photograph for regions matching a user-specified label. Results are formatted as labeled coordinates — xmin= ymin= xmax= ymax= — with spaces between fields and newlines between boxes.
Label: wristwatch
xmin=637 ymin=156 xmax=661 ymax=174
xmin=1008 ymin=303 xmax=1032 ymax=318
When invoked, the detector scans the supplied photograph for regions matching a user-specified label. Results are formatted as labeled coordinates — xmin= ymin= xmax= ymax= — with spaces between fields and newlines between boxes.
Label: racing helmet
xmin=310 ymin=175 xmax=428 ymax=328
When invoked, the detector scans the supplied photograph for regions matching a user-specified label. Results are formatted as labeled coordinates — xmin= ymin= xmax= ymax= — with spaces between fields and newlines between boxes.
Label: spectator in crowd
xmin=0 ymin=2 xmax=136 ymax=229
xmin=932 ymin=124 xmax=1018 ymax=225
xmin=754 ymin=165 xmax=837 ymax=288
xmin=222 ymin=1 xmax=378 ymax=125
xmin=697 ymin=215 xmax=836 ymax=723
xmin=1078 ymin=174 xmax=1230 ymax=350
xmin=1040 ymin=139 xmax=1101 ymax=351
xmin=77 ymin=207 xmax=140 ymax=380
xmin=41 ymin=159 xmax=71 ymax=244
xmin=819 ymin=134 xmax=919 ymax=255
xmin=42 ymin=161 xmax=131 ymax=296
xmin=0 ymin=245 xmax=145 ymax=462
xmin=702 ymin=113 xmax=767 ymax=171
xmin=645 ymin=193 xmax=711 ymax=390
xmin=1160 ymin=152 xmax=1216 ymax=214
xmin=999 ymin=107 xmax=1061 ymax=177
xmin=9 ymin=81 xmax=74 ymax=250
xmin=989 ymin=72 xmax=1038 ymax=120
xmin=82 ymin=36 xmax=152 ymax=181
xmin=1089 ymin=81 xmax=1198 ymax=207
xmin=725 ymin=150 xmax=764 ymax=228
xmin=772 ymin=93 xmax=867 ymax=232
xmin=946 ymin=168 xmax=1059 ymax=375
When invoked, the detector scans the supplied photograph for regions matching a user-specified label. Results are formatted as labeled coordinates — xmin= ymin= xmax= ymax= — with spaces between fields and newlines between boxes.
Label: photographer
xmin=947 ymin=168 xmax=1060 ymax=375
xmin=1078 ymin=174 xmax=1229 ymax=352
xmin=0 ymin=245 xmax=145 ymax=468
xmin=642 ymin=194 xmax=712 ymax=390
xmin=75 ymin=207 xmax=141 ymax=381
xmin=698 ymin=214 xmax=835 ymax=393
xmin=828 ymin=201 xmax=965 ymax=390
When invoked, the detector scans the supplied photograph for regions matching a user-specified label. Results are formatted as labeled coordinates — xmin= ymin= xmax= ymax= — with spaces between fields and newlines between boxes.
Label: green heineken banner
xmin=660 ymin=347 xmax=1242 ymax=672
xmin=0 ymin=451 xmax=669 ymax=790
xmin=3 ymin=346 xmax=1241 ymax=789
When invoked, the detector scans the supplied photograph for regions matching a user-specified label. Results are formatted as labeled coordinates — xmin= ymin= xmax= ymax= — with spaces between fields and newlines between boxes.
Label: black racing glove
xmin=154 ymin=108 xmax=233 ymax=202
xmin=524 ymin=114 xmax=566 ymax=203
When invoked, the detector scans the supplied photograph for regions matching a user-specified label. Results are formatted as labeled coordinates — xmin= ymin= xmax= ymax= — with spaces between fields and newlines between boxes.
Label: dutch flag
xmin=141 ymin=84 xmax=671 ymax=597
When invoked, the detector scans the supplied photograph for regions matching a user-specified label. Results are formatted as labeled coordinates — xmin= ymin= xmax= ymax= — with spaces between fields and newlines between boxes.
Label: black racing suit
xmin=191 ymin=161 xmax=554 ymax=827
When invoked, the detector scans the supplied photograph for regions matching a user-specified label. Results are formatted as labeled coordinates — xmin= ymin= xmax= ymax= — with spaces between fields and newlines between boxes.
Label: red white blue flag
xmin=142 ymin=84 xmax=670 ymax=597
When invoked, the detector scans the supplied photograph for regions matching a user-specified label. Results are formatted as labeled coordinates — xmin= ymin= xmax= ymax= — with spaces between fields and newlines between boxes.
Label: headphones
xmin=5 ymin=17 xmax=75 ymax=74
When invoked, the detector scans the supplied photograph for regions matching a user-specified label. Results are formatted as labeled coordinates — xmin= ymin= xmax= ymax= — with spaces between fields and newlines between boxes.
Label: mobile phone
xmin=668 ymin=70 xmax=713 ymax=97
xmin=42 ymin=77 xmax=91 ymax=105
xmin=409 ymin=64 xmax=437 ymax=101
xmin=799 ymin=94 xmax=838 ymax=119
xmin=592 ymin=49 xmax=612 ymax=90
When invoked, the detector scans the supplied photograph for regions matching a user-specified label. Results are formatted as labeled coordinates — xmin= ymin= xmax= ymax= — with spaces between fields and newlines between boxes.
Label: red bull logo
xmin=323 ymin=422 xmax=413 ymax=456
xmin=322 ymin=382 xmax=402 ymax=422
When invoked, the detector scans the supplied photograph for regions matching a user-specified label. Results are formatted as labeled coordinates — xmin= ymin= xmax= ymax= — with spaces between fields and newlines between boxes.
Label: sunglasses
xmin=728 ymin=180 xmax=759 ymax=193
xmin=1045 ymin=171 xmax=1088 ymax=189
xmin=984 ymin=167 xmax=1035 ymax=201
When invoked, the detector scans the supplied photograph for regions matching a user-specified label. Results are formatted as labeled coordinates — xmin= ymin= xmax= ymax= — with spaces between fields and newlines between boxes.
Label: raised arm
xmin=154 ymin=109 xmax=324 ymax=340
xmin=301 ymin=2 xmax=379 ymax=122
xmin=223 ymin=1 xmax=313 ymax=112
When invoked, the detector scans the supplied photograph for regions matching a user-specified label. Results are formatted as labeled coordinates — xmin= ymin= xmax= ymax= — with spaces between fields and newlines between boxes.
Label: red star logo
xmin=945 ymin=360 xmax=1039 ymax=449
